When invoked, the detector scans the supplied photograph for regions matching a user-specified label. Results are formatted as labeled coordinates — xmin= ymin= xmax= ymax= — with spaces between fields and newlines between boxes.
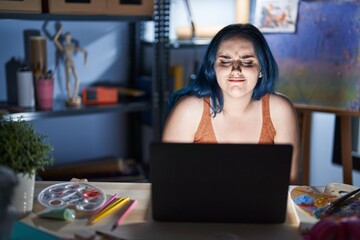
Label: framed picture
xmin=254 ymin=0 xmax=299 ymax=33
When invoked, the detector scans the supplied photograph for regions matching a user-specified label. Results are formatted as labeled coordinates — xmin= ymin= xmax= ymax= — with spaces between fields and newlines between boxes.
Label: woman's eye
xmin=220 ymin=60 xmax=232 ymax=66
xmin=242 ymin=61 xmax=253 ymax=66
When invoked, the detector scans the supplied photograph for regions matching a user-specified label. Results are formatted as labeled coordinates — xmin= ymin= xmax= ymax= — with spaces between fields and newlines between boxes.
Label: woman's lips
xmin=228 ymin=78 xmax=245 ymax=82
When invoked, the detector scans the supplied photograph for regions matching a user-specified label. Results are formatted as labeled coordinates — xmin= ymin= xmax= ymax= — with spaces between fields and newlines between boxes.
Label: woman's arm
xmin=270 ymin=94 xmax=300 ymax=184
xmin=162 ymin=96 xmax=203 ymax=142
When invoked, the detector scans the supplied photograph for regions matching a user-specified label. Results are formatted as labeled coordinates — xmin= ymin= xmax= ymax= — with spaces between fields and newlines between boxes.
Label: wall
xmin=0 ymin=19 xmax=132 ymax=165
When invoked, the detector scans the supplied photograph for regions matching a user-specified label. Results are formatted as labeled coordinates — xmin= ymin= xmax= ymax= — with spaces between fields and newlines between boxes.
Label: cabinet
xmin=0 ymin=0 xmax=170 ymax=177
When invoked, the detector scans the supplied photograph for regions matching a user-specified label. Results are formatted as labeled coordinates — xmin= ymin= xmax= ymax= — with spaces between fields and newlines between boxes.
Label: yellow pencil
xmin=88 ymin=197 xmax=130 ymax=225
xmin=88 ymin=197 xmax=127 ymax=223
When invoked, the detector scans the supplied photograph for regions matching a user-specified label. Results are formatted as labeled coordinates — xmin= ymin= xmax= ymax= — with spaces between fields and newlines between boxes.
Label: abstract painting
xmin=265 ymin=0 xmax=360 ymax=110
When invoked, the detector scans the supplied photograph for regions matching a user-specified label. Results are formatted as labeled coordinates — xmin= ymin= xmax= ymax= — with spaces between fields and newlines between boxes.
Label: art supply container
xmin=17 ymin=66 xmax=35 ymax=108
xmin=36 ymin=78 xmax=54 ymax=110
xmin=30 ymin=36 xmax=47 ymax=79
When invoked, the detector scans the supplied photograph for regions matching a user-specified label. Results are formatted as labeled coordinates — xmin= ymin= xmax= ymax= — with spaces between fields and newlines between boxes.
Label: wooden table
xmin=295 ymin=104 xmax=360 ymax=185
xmin=19 ymin=181 xmax=304 ymax=240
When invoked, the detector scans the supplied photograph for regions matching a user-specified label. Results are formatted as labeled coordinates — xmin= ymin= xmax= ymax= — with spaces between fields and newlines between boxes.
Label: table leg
xmin=340 ymin=115 xmax=353 ymax=184
xmin=300 ymin=111 xmax=311 ymax=185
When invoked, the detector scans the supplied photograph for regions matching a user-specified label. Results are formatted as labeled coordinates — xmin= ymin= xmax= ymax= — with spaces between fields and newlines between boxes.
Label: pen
xmin=111 ymin=199 xmax=137 ymax=231
xmin=88 ymin=197 xmax=130 ymax=225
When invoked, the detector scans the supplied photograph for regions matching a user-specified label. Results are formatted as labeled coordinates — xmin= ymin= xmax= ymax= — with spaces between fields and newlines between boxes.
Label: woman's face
xmin=214 ymin=36 xmax=262 ymax=99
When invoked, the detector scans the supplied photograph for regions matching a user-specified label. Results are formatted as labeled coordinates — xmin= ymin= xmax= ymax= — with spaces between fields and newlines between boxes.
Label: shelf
xmin=0 ymin=12 xmax=153 ymax=22
xmin=170 ymin=39 xmax=211 ymax=48
xmin=1 ymin=99 xmax=151 ymax=121
xmin=142 ymin=38 xmax=211 ymax=48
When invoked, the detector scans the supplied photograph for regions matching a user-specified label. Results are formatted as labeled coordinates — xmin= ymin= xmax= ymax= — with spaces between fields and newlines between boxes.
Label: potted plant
xmin=0 ymin=115 xmax=54 ymax=215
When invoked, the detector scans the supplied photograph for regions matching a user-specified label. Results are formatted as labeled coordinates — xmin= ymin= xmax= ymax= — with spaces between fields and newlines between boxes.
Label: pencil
xmin=88 ymin=197 xmax=130 ymax=225
xmin=111 ymin=199 xmax=137 ymax=231
xmin=87 ymin=194 xmax=118 ymax=224
xmin=89 ymin=193 xmax=118 ymax=221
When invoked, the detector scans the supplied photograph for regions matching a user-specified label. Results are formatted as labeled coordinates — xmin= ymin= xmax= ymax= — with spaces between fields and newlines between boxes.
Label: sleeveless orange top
xmin=194 ymin=94 xmax=275 ymax=144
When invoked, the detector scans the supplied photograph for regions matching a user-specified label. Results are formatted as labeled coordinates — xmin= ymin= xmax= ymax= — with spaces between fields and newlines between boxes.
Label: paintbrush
xmin=314 ymin=187 xmax=360 ymax=219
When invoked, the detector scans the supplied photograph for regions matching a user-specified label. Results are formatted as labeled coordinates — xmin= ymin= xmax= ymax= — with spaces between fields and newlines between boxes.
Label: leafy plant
xmin=0 ymin=116 xmax=54 ymax=176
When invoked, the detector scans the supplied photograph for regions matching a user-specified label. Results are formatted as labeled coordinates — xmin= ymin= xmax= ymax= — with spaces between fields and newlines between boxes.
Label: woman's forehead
xmin=217 ymin=37 xmax=255 ymax=55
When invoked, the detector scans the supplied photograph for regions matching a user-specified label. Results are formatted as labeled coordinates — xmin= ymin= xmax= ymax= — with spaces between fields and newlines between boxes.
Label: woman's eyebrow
xmin=218 ymin=54 xmax=232 ymax=59
xmin=240 ymin=54 xmax=255 ymax=59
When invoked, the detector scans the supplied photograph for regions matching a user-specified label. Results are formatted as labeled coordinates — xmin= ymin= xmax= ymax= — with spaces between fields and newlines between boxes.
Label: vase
xmin=12 ymin=172 xmax=35 ymax=216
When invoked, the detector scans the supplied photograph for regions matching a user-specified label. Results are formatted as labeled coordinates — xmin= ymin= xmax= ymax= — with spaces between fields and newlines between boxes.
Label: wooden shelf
xmin=142 ymin=38 xmax=211 ymax=48
xmin=0 ymin=12 xmax=152 ymax=22
xmin=1 ymin=99 xmax=151 ymax=121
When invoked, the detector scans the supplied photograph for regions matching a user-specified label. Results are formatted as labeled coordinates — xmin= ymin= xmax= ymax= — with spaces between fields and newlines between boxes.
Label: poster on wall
xmin=265 ymin=0 xmax=360 ymax=110
xmin=254 ymin=0 xmax=299 ymax=33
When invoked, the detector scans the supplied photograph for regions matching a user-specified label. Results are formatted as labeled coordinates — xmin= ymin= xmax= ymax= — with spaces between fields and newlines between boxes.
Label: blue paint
xmin=293 ymin=194 xmax=314 ymax=205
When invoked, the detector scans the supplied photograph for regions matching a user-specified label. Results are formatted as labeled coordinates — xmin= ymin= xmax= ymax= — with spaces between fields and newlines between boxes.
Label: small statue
xmin=53 ymin=24 xmax=88 ymax=106
xmin=0 ymin=166 xmax=19 ymax=240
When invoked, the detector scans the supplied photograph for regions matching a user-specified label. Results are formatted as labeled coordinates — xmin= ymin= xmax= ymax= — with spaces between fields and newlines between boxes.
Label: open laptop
xmin=150 ymin=142 xmax=293 ymax=223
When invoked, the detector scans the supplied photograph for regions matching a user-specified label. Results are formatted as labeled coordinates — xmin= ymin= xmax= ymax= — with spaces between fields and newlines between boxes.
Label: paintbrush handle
xmin=314 ymin=187 xmax=360 ymax=218
xmin=326 ymin=187 xmax=360 ymax=212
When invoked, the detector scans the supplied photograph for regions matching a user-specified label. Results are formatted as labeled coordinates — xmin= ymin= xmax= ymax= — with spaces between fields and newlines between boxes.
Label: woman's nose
xmin=232 ymin=60 xmax=241 ymax=71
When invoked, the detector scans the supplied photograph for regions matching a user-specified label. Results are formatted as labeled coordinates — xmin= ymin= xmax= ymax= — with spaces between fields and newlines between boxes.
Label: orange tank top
xmin=194 ymin=94 xmax=275 ymax=144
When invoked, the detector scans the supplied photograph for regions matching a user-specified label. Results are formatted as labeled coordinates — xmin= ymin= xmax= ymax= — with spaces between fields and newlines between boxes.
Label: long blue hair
xmin=168 ymin=23 xmax=279 ymax=116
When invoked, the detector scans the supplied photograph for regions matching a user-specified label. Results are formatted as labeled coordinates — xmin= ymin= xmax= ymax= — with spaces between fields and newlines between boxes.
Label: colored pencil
xmin=111 ymin=199 xmax=137 ymax=231
xmin=88 ymin=196 xmax=123 ymax=224
xmin=88 ymin=197 xmax=130 ymax=225
xmin=89 ymin=193 xmax=118 ymax=221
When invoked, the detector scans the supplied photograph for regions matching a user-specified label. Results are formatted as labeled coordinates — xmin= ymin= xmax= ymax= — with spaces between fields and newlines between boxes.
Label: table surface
xmin=19 ymin=181 xmax=304 ymax=240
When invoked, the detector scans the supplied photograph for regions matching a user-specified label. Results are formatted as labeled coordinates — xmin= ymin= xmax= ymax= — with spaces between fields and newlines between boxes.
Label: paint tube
xmin=38 ymin=208 xmax=76 ymax=221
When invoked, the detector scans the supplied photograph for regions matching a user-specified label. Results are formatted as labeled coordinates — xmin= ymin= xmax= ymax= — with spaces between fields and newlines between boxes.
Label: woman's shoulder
xmin=172 ymin=95 xmax=205 ymax=114
xmin=268 ymin=93 xmax=295 ymax=110
xmin=162 ymin=96 xmax=206 ymax=142
xmin=166 ymin=95 xmax=205 ymax=126
xmin=268 ymin=93 xmax=297 ymax=121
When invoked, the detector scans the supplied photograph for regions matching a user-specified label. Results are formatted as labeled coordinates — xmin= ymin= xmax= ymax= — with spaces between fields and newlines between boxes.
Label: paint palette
xmin=291 ymin=183 xmax=360 ymax=219
xmin=37 ymin=182 xmax=106 ymax=211
xmin=290 ymin=186 xmax=337 ymax=216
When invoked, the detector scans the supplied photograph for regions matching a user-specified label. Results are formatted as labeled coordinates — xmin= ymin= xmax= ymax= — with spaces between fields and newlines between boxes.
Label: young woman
xmin=162 ymin=23 xmax=300 ymax=184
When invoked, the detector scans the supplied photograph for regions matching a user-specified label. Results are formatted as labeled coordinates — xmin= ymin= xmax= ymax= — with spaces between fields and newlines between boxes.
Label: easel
xmin=295 ymin=104 xmax=360 ymax=185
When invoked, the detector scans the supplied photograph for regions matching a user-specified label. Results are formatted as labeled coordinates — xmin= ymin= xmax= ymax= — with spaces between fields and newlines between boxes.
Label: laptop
xmin=150 ymin=142 xmax=293 ymax=223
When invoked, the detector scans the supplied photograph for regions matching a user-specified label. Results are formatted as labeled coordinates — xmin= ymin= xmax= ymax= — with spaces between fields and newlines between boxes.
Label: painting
xmin=254 ymin=0 xmax=300 ymax=33
xmin=265 ymin=0 xmax=360 ymax=110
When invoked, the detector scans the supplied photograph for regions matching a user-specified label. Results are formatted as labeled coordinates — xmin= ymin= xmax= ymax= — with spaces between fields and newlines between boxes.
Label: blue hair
xmin=168 ymin=23 xmax=279 ymax=116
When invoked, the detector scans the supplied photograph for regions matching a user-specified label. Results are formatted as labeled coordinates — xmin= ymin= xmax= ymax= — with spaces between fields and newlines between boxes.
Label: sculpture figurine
xmin=53 ymin=24 xmax=88 ymax=106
